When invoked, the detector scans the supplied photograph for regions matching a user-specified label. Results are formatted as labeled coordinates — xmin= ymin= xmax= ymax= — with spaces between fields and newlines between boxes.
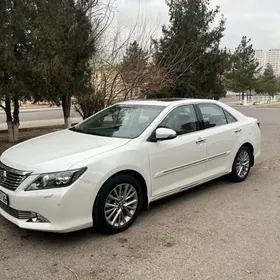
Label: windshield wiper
xmin=103 ymin=126 xmax=121 ymax=130
xmin=70 ymin=127 xmax=104 ymax=136
xmin=85 ymin=131 xmax=103 ymax=136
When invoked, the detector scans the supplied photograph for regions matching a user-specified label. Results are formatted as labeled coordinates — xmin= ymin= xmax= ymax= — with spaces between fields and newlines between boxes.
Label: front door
xmin=146 ymin=104 xmax=207 ymax=199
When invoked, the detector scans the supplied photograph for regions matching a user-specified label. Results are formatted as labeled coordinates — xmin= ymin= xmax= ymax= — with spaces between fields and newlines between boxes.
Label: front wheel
xmin=93 ymin=174 xmax=143 ymax=234
xmin=229 ymin=146 xmax=252 ymax=182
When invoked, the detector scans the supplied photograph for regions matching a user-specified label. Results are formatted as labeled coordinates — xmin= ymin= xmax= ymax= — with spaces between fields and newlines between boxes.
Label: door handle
xmin=196 ymin=137 xmax=206 ymax=144
xmin=235 ymin=128 xmax=242 ymax=133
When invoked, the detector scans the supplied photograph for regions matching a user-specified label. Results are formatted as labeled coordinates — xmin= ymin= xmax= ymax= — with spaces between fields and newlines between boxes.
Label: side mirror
xmin=155 ymin=128 xmax=177 ymax=141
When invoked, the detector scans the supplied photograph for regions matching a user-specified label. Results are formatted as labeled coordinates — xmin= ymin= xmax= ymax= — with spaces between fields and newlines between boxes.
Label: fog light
xmin=27 ymin=212 xmax=49 ymax=223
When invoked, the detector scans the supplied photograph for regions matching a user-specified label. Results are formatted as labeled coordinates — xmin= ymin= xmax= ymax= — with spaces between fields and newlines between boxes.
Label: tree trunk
xmin=241 ymin=91 xmax=244 ymax=101
xmin=5 ymin=96 xmax=15 ymax=142
xmin=4 ymin=95 xmax=20 ymax=143
xmin=62 ymin=94 xmax=72 ymax=128
xmin=64 ymin=117 xmax=71 ymax=128
xmin=7 ymin=121 xmax=14 ymax=143
xmin=13 ymin=124 xmax=19 ymax=142
xmin=74 ymin=105 xmax=85 ymax=120
xmin=13 ymin=97 xmax=20 ymax=142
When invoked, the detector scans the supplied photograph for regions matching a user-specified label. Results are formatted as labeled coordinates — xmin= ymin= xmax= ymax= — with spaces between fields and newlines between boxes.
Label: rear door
xmin=196 ymin=103 xmax=242 ymax=178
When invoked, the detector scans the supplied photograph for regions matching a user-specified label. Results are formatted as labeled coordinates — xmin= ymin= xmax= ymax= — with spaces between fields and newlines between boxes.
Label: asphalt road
xmin=0 ymin=108 xmax=80 ymax=123
xmin=1 ymin=107 xmax=280 ymax=280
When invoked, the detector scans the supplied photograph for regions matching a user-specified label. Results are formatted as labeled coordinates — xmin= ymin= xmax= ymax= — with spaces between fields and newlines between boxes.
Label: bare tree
xmin=75 ymin=7 xmax=166 ymax=118
xmin=75 ymin=2 xmax=206 ymax=119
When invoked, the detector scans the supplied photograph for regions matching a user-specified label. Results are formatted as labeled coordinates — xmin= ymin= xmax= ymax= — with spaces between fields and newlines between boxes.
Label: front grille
xmin=0 ymin=201 xmax=32 ymax=219
xmin=0 ymin=162 xmax=30 ymax=191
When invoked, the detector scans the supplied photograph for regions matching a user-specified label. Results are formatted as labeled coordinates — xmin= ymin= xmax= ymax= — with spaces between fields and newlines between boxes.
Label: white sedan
xmin=0 ymin=99 xmax=261 ymax=234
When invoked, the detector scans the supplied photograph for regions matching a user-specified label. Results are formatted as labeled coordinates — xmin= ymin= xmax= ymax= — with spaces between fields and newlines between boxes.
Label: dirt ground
xmin=1 ymin=108 xmax=280 ymax=280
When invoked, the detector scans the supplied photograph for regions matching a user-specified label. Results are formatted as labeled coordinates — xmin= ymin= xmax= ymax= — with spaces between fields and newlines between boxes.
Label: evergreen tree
xmin=34 ymin=0 xmax=96 ymax=127
xmin=151 ymin=0 xmax=228 ymax=99
xmin=0 ymin=0 xmax=37 ymax=142
xmin=226 ymin=36 xmax=260 ymax=100
xmin=121 ymin=40 xmax=149 ymax=82
xmin=255 ymin=64 xmax=279 ymax=97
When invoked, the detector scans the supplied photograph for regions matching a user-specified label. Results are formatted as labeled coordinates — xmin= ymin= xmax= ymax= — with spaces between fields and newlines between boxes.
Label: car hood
xmin=1 ymin=129 xmax=131 ymax=173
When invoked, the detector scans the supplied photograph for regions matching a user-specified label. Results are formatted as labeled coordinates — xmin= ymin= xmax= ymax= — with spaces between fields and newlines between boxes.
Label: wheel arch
xmin=94 ymin=169 xmax=149 ymax=210
xmin=240 ymin=142 xmax=254 ymax=167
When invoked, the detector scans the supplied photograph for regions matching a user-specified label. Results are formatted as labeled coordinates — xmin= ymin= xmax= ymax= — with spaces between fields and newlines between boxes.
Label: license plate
xmin=0 ymin=190 xmax=9 ymax=205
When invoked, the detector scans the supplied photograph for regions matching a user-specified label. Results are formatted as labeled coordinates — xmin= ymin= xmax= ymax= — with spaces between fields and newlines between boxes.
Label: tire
xmin=93 ymin=174 xmax=143 ymax=234
xmin=229 ymin=146 xmax=252 ymax=182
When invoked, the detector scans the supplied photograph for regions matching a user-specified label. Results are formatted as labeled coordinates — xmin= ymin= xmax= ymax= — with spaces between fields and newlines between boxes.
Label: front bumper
xmin=0 ymin=176 xmax=98 ymax=233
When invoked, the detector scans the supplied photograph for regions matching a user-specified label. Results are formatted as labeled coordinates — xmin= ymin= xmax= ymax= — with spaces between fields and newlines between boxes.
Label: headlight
xmin=25 ymin=167 xmax=87 ymax=191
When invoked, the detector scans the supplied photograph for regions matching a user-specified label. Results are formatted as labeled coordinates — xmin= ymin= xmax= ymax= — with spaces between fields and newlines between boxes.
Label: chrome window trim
xmin=196 ymin=103 xmax=238 ymax=130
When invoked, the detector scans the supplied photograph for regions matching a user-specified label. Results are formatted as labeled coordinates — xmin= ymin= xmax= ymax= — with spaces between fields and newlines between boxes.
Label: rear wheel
xmin=229 ymin=146 xmax=252 ymax=182
xmin=93 ymin=174 xmax=143 ymax=234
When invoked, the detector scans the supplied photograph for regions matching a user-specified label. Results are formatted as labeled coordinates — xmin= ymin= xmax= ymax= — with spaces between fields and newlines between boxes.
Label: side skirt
xmin=149 ymin=171 xmax=229 ymax=204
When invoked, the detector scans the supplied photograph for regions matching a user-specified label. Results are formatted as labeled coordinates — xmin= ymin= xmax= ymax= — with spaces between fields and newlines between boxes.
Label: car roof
xmin=118 ymin=98 xmax=221 ymax=107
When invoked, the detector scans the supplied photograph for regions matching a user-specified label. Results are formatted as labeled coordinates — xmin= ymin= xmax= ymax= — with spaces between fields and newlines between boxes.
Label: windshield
xmin=71 ymin=104 xmax=165 ymax=139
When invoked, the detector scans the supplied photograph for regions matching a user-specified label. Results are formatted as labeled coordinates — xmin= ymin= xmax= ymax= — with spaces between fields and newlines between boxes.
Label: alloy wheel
xmin=236 ymin=150 xmax=250 ymax=179
xmin=104 ymin=183 xmax=138 ymax=228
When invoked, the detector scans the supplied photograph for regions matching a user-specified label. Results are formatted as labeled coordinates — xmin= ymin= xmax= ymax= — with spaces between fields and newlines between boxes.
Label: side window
xmin=159 ymin=105 xmax=199 ymax=136
xmin=198 ymin=104 xmax=227 ymax=128
xmin=224 ymin=110 xmax=237 ymax=124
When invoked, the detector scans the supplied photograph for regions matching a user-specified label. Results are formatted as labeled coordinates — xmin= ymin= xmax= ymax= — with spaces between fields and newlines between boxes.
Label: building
xmin=255 ymin=50 xmax=267 ymax=69
xmin=254 ymin=49 xmax=280 ymax=77
xmin=267 ymin=49 xmax=280 ymax=76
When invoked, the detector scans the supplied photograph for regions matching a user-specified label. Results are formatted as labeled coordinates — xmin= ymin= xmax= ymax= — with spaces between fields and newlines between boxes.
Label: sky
xmin=114 ymin=0 xmax=280 ymax=50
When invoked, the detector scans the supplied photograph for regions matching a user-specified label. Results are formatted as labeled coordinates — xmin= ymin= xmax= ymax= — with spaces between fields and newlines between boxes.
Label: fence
xmin=237 ymin=95 xmax=280 ymax=106
xmin=251 ymin=95 xmax=280 ymax=105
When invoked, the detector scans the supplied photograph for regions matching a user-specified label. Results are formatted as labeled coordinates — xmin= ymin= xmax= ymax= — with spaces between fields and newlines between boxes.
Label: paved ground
xmin=0 ymin=108 xmax=80 ymax=123
xmin=0 ymin=108 xmax=82 ymax=130
xmin=0 ymin=118 xmax=83 ymax=131
xmin=1 ymin=107 xmax=280 ymax=280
